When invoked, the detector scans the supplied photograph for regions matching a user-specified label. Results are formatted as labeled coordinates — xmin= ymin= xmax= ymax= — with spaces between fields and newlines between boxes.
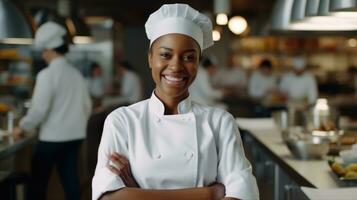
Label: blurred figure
xmin=103 ymin=60 xmax=143 ymax=108
xmin=212 ymin=62 xmax=248 ymax=97
xmin=248 ymin=59 xmax=278 ymax=100
xmin=13 ymin=22 xmax=92 ymax=200
xmin=279 ymin=57 xmax=318 ymax=106
xmin=87 ymin=62 xmax=105 ymax=108
xmin=189 ymin=57 xmax=226 ymax=108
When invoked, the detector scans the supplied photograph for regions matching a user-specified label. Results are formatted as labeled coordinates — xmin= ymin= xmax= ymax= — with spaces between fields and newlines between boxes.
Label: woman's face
xmin=148 ymin=33 xmax=200 ymax=101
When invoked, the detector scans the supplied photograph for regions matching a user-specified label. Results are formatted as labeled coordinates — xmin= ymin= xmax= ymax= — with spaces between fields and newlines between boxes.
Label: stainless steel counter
xmin=0 ymin=132 xmax=36 ymax=160
xmin=237 ymin=118 xmax=351 ymax=188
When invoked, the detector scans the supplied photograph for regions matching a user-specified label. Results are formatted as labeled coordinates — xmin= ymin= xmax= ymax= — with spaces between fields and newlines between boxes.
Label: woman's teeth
xmin=164 ymin=75 xmax=184 ymax=81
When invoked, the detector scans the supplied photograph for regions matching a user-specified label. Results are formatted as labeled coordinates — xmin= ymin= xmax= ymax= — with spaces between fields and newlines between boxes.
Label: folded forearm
xmin=101 ymin=187 xmax=214 ymax=200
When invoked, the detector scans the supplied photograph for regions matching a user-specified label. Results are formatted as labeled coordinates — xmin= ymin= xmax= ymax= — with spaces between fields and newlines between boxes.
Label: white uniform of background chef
xmin=13 ymin=22 xmax=92 ymax=200
xmin=189 ymin=57 xmax=224 ymax=107
xmin=92 ymin=4 xmax=258 ymax=200
xmin=279 ymin=57 xmax=318 ymax=104
xmin=248 ymin=59 xmax=278 ymax=99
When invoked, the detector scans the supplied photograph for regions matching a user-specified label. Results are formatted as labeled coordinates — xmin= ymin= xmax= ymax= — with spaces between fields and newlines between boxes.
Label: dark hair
xmin=90 ymin=62 xmax=101 ymax=75
xmin=200 ymin=57 xmax=214 ymax=69
xmin=53 ymin=44 xmax=69 ymax=54
xmin=117 ymin=60 xmax=134 ymax=71
xmin=260 ymin=59 xmax=272 ymax=69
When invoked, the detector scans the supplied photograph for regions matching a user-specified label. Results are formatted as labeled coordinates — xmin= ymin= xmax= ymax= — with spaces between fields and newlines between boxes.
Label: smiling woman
xmin=92 ymin=3 xmax=259 ymax=200
xmin=149 ymin=34 xmax=200 ymax=114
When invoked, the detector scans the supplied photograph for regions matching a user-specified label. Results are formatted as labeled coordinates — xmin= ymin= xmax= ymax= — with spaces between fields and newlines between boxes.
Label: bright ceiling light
xmin=212 ymin=30 xmax=221 ymax=41
xmin=216 ymin=13 xmax=228 ymax=25
xmin=228 ymin=16 xmax=247 ymax=35
xmin=348 ymin=38 xmax=357 ymax=47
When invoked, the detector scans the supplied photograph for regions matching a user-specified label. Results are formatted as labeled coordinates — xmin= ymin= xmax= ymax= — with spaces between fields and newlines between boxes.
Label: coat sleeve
xmin=216 ymin=112 xmax=259 ymax=200
xmin=19 ymin=71 xmax=53 ymax=131
xmin=307 ymin=74 xmax=318 ymax=104
xmin=92 ymin=111 xmax=128 ymax=200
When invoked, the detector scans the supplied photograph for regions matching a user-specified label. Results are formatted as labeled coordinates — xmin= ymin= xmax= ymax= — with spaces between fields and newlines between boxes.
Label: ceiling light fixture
xmin=330 ymin=0 xmax=357 ymax=18
xmin=0 ymin=0 xmax=33 ymax=44
xmin=212 ymin=29 xmax=221 ymax=41
xmin=228 ymin=16 xmax=247 ymax=35
xmin=290 ymin=0 xmax=357 ymax=31
xmin=214 ymin=0 xmax=230 ymax=25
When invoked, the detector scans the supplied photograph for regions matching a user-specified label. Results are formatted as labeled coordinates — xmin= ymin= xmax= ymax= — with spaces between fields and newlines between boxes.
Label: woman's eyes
xmin=160 ymin=52 xmax=171 ymax=59
xmin=182 ymin=55 xmax=196 ymax=62
xmin=159 ymin=52 xmax=196 ymax=62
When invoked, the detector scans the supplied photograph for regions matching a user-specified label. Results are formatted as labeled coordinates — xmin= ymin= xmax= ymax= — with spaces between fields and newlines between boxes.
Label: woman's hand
xmin=107 ymin=152 xmax=139 ymax=187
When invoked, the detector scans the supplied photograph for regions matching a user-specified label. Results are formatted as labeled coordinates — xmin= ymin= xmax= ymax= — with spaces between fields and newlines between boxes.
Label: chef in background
xmin=279 ymin=57 xmax=318 ymax=106
xmin=87 ymin=62 xmax=105 ymax=109
xmin=102 ymin=60 xmax=143 ymax=109
xmin=189 ymin=57 xmax=226 ymax=108
xmin=248 ymin=58 xmax=278 ymax=100
xmin=13 ymin=22 xmax=92 ymax=200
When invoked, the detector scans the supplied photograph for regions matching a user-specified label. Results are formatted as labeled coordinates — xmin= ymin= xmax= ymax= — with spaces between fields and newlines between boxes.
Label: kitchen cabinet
xmin=243 ymin=130 xmax=310 ymax=200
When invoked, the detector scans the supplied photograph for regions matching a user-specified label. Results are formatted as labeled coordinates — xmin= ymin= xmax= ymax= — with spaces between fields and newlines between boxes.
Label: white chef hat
xmin=34 ymin=22 xmax=67 ymax=50
xmin=145 ymin=4 xmax=213 ymax=50
xmin=292 ymin=57 xmax=306 ymax=70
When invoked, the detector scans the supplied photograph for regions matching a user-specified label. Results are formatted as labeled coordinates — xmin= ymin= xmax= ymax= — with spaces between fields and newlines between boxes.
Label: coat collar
xmin=149 ymin=91 xmax=192 ymax=116
xmin=49 ymin=56 xmax=67 ymax=68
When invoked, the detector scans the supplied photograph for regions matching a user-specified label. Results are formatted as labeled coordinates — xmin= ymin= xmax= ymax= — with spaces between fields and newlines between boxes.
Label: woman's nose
xmin=168 ymin=56 xmax=183 ymax=70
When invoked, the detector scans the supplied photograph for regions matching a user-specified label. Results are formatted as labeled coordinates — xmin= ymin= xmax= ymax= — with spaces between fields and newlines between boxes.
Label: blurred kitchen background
xmin=0 ymin=0 xmax=357 ymax=199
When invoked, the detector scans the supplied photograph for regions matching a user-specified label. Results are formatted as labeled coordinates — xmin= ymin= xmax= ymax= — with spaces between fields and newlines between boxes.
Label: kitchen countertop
xmin=0 ymin=132 xmax=36 ymax=160
xmin=237 ymin=118 xmax=352 ymax=188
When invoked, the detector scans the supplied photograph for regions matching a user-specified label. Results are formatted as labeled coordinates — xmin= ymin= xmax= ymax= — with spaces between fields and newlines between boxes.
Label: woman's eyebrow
xmin=159 ymin=47 xmax=197 ymax=53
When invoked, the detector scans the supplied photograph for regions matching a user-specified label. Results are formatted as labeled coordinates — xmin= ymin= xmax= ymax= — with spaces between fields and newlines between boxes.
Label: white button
xmin=156 ymin=118 xmax=161 ymax=123
xmin=156 ymin=154 xmax=161 ymax=159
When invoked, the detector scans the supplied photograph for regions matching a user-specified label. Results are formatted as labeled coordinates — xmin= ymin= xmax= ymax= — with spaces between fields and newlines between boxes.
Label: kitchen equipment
xmin=272 ymin=110 xmax=289 ymax=131
xmin=285 ymin=135 xmax=330 ymax=160
xmin=306 ymin=98 xmax=339 ymax=132
xmin=339 ymin=144 xmax=357 ymax=164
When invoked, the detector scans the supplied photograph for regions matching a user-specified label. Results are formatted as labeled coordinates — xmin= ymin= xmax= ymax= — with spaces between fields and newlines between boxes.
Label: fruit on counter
xmin=344 ymin=171 xmax=357 ymax=179
xmin=329 ymin=160 xmax=357 ymax=179
xmin=0 ymin=103 xmax=10 ymax=113
xmin=346 ymin=163 xmax=357 ymax=172
xmin=330 ymin=162 xmax=346 ymax=176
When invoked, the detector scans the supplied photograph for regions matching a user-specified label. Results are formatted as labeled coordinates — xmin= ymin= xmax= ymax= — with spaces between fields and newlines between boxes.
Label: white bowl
xmin=339 ymin=149 xmax=357 ymax=164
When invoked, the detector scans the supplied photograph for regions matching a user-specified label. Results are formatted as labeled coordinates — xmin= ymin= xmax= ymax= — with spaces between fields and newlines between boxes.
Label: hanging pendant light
xmin=270 ymin=0 xmax=294 ymax=30
xmin=0 ymin=0 xmax=33 ymax=44
xmin=289 ymin=0 xmax=357 ymax=31
xmin=228 ymin=16 xmax=248 ymax=35
xmin=330 ymin=0 xmax=357 ymax=18
xmin=291 ymin=0 xmax=307 ymax=22
xmin=214 ymin=0 xmax=230 ymax=25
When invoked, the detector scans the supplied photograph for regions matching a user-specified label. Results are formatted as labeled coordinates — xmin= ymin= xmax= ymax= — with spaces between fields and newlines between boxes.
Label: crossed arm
xmin=98 ymin=153 xmax=239 ymax=200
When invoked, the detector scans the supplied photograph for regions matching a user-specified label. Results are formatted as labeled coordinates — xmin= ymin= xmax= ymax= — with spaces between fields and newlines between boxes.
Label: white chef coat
xmin=279 ymin=72 xmax=318 ymax=104
xmin=248 ymin=71 xmax=277 ymax=99
xmin=20 ymin=57 xmax=92 ymax=142
xmin=189 ymin=67 xmax=223 ymax=106
xmin=92 ymin=92 xmax=259 ymax=200
xmin=87 ymin=77 xmax=105 ymax=98
xmin=103 ymin=70 xmax=143 ymax=106
xmin=212 ymin=67 xmax=248 ymax=89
